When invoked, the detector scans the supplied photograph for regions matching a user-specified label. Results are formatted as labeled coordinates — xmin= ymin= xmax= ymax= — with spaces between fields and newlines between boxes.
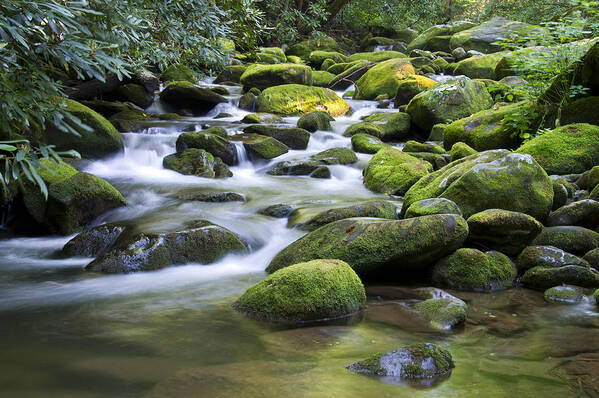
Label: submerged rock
xmin=401 ymin=150 xmax=554 ymax=221
xmin=267 ymin=214 xmax=469 ymax=278
xmin=348 ymin=343 xmax=454 ymax=379
xmin=432 ymin=248 xmax=516 ymax=292
xmin=233 ymin=259 xmax=366 ymax=324
xmin=544 ymin=285 xmax=586 ymax=304
xmin=86 ymin=220 xmax=247 ymax=273
xmin=412 ymin=289 xmax=467 ymax=330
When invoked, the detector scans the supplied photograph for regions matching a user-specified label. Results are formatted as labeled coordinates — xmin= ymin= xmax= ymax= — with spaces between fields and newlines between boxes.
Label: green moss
xmin=243 ymin=125 xmax=310 ymax=150
xmin=311 ymin=147 xmax=357 ymax=165
xmin=594 ymin=288 xmax=599 ymax=304
xmin=432 ymin=248 xmax=516 ymax=292
xmin=214 ymin=65 xmax=248 ymax=84
xmin=522 ymin=265 xmax=599 ymax=290
xmin=230 ymin=133 xmax=288 ymax=159
xmin=531 ymin=226 xmax=599 ymax=256
xmin=297 ymin=201 xmax=398 ymax=231
xmin=116 ymin=83 xmax=152 ymax=108
xmin=413 ymin=296 xmax=467 ymax=329
xmin=266 ymin=214 xmax=469 ymax=277
xmin=406 ymin=77 xmax=494 ymax=132
xmin=454 ymin=53 xmax=506 ymax=79
xmin=343 ymin=122 xmax=384 ymax=139
xmin=429 ymin=124 xmax=447 ymax=141
xmin=240 ymin=64 xmax=312 ymax=90
xmin=401 ymin=150 xmax=554 ymax=221
xmin=286 ymin=37 xmax=342 ymax=60
xmin=311 ymin=70 xmax=335 ymax=87
xmin=544 ymin=285 xmax=586 ymax=304
xmin=161 ymin=64 xmax=196 ymax=83
xmin=46 ymin=99 xmax=124 ymax=158
xmin=163 ymin=149 xmax=232 ymax=178
xmin=309 ymin=51 xmax=347 ymax=68
xmin=347 ymin=51 xmax=407 ymax=63
xmin=233 ymin=259 xmax=366 ymax=323
xmin=297 ymin=111 xmax=334 ymax=132
xmin=255 ymin=84 xmax=349 ymax=116
xmin=394 ymin=75 xmax=438 ymax=106
xmin=517 ymin=245 xmax=589 ymax=274
xmin=175 ymin=131 xmax=237 ymax=165
xmin=403 ymin=140 xmax=445 ymax=154
xmin=404 ymin=198 xmax=462 ymax=218
xmin=516 ymin=123 xmax=599 ymax=175
xmin=354 ymin=58 xmax=416 ymax=100
xmin=450 ymin=142 xmax=477 ymax=162
xmin=351 ymin=133 xmax=388 ymax=154
xmin=363 ymin=147 xmax=433 ymax=195
xmin=408 ymin=21 xmax=476 ymax=51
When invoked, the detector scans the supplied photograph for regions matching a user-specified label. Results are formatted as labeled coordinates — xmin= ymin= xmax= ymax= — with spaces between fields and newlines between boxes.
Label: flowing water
xmin=0 ymin=82 xmax=598 ymax=397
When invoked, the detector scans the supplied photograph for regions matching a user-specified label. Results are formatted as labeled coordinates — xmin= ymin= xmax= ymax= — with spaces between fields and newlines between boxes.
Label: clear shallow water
xmin=0 ymin=83 xmax=598 ymax=397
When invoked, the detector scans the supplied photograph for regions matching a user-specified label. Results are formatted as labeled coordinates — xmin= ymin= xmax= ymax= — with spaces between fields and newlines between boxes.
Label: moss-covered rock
xmin=163 ymin=149 xmax=232 ymax=178
xmin=531 ymin=226 xmax=599 ymax=256
xmin=343 ymin=122 xmax=385 ymax=139
xmin=517 ymin=245 xmax=590 ymax=274
xmin=114 ymin=83 xmax=153 ymax=109
xmin=348 ymin=343 xmax=454 ymax=379
xmin=450 ymin=17 xmax=546 ymax=53
xmin=329 ymin=60 xmax=372 ymax=91
xmin=408 ymin=21 xmax=476 ymax=51
xmin=406 ymin=77 xmax=494 ymax=132
xmin=86 ymin=220 xmax=247 ymax=273
xmin=233 ymin=259 xmax=365 ymax=323
xmin=453 ymin=53 xmax=506 ymax=79
xmin=309 ymin=51 xmax=347 ymax=68
xmin=413 ymin=291 xmax=467 ymax=330
xmin=286 ymin=37 xmax=342 ymax=60
xmin=160 ymin=64 xmax=196 ymax=83
xmin=45 ymin=99 xmax=124 ymax=158
xmin=240 ymin=64 xmax=312 ymax=90
xmin=394 ymin=75 xmax=438 ymax=106
xmin=449 ymin=142 xmax=477 ymax=162
xmin=239 ymin=113 xmax=282 ymax=124
xmin=258 ymin=47 xmax=286 ymax=62
xmin=522 ymin=265 xmax=599 ymax=290
xmin=351 ymin=112 xmax=411 ymax=141
xmin=292 ymin=201 xmax=398 ymax=231
xmin=363 ymin=147 xmax=433 ymax=196
xmin=403 ymin=141 xmax=445 ymax=154
xmin=347 ymin=51 xmax=407 ymax=63
xmin=108 ymin=108 xmax=152 ymax=132
xmin=229 ymin=133 xmax=288 ymax=160
xmin=175 ymin=131 xmax=237 ymax=165
xmin=311 ymin=147 xmax=357 ymax=165
xmin=547 ymin=200 xmax=599 ymax=229
xmin=297 ymin=111 xmax=334 ymax=132
xmin=432 ymin=248 xmax=516 ymax=292
xmin=258 ymin=204 xmax=295 ymax=218
xmin=267 ymin=160 xmax=327 ymax=177
xmin=62 ymin=222 xmax=126 ymax=257
xmin=552 ymin=180 xmax=569 ymax=210
xmin=402 ymin=150 xmax=554 ymax=221
xmin=443 ymin=102 xmax=532 ymax=151
xmin=243 ymin=125 xmax=310 ymax=150
xmin=266 ymin=214 xmax=469 ymax=278
xmin=20 ymin=160 xmax=127 ymax=235
xmin=311 ymin=70 xmax=335 ymax=87
xmin=544 ymin=285 xmax=586 ymax=304
xmin=214 ymin=65 xmax=248 ymax=84
xmin=516 ymin=123 xmax=599 ymax=175
xmin=584 ymin=248 xmax=599 ymax=270
xmin=351 ymin=133 xmax=388 ymax=154
xmin=467 ymin=209 xmax=543 ymax=256
xmin=255 ymin=84 xmax=349 ymax=116
xmin=404 ymin=198 xmax=462 ymax=218
xmin=560 ymin=96 xmax=599 ymax=126
xmin=159 ymin=81 xmax=228 ymax=116
xmin=354 ymin=58 xmax=416 ymax=100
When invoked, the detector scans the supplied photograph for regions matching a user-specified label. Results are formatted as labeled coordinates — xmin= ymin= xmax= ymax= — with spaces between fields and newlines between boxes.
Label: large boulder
xmin=297 ymin=111 xmax=334 ymax=132
xmin=19 ymin=160 xmax=127 ymax=235
xmin=354 ymin=58 xmax=416 ymax=100
xmin=453 ymin=53 xmax=507 ymax=79
xmin=344 ymin=112 xmax=411 ymax=141
xmin=86 ymin=220 xmax=247 ymax=273
xmin=243 ymin=125 xmax=310 ymax=150
xmin=443 ymin=101 xmax=532 ymax=151
xmin=363 ymin=147 xmax=433 ymax=195
xmin=308 ymin=51 xmax=347 ymax=68
xmin=450 ymin=17 xmax=546 ymax=53
xmin=351 ymin=134 xmax=388 ymax=154
xmin=516 ymin=123 xmax=599 ymax=175
xmin=255 ymin=84 xmax=349 ymax=116
xmin=406 ymin=77 xmax=494 ymax=132
xmin=45 ymin=99 xmax=124 ymax=158
xmin=266 ymin=214 xmax=469 ymax=278
xmin=408 ymin=21 xmax=476 ymax=51
xmin=348 ymin=343 xmax=454 ymax=379
xmin=432 ymin=248 xmax=516 ymax=292
xmin=522 ymin=265 xmax=599 ymax=290
xmin=329 ymin=60 xmax=372 ymax=91
xmin=404 ymin=198 xmax=462 ymax=218
xmin=214 ymin=65 xmax=248 ymax=84
xmin=229 ymin=133 xmax=288 ymax=160
xmin=286 ymin=37 xmax=342 ymax=60
xmin=401 ymin=150 xmax=554 ymax=221
xmin=466 ymin=209 xmax=543 ymax=255
xmin=394 ymin=75 xmax=438 ymax=106
xmin=239 ymin=64 xmax=312 ymax=90
xmin=160 ymin=64 xmax=196 ymax=83
xmin=547 ymin=200 xmax=599 ymax=230
xmin=159 ymin=81 xmax=227 ymax=116
xmin=163 ymin=149 xmax=232 ymax=178
xmin=233 ymin=259 xmax=365 ymax=324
